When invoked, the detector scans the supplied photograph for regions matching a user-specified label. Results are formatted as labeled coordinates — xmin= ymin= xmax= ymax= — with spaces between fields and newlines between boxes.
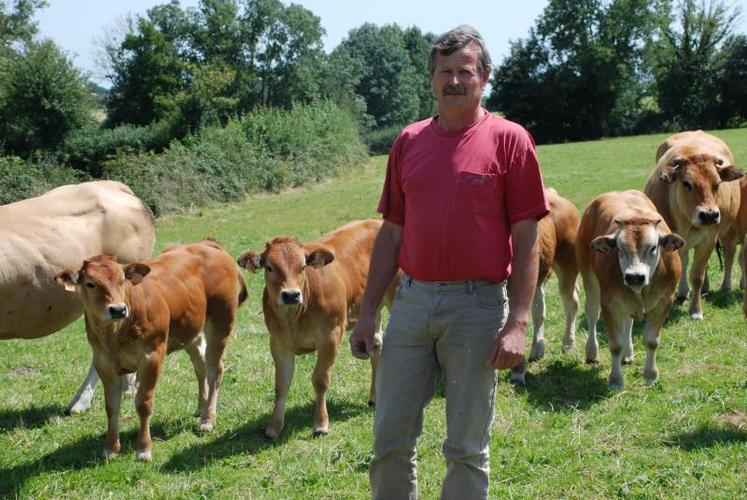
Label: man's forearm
xmin=359 ymin=220 xmax=403 ymax=317
xmin=505 ymin=219 xmax=540 ymax=328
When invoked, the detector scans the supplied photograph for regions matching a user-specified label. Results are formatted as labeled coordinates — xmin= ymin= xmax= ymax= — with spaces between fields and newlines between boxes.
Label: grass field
xmin=1 ymin=129 xmax=746 ymax=498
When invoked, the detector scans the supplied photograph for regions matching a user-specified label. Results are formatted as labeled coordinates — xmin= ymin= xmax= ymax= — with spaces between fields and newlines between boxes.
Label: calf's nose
xmin=624 ymin=273 xmax=645 ymax=286
xmin=108 ymin=304 xmax=128 ymax=319
xmin=698 ymin=210 xmax=720 ymax=225
xmin=281 ymin=290 xmax=301 ymax=304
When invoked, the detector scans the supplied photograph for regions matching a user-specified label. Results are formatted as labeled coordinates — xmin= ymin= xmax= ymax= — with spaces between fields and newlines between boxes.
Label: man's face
xmin=430 ymin=43 xmax=488 ymax=115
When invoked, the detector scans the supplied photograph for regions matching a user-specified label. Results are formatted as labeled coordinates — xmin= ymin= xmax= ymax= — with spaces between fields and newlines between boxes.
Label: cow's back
xmin=0 ymin=181 xmax=156 ymax=339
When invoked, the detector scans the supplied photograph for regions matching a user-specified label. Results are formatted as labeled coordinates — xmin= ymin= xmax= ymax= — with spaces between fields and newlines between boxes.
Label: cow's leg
xmin=621 ymin=317 xmax=634 ymax=364
xmin=676 ymin=249 xmax=689 ymax=304
xmin=529 ymin=283 xmax=546 ymax=361
xmin=66 ymin=359 xmax=100 ymax=415
xmin=311 ymin=337 xmax=340 ymax=437
xmin=721 ymin=231 xmax=737 ymax=291
xmin=201 ymin=314 xmax=233 ymax=433
xmin=185 ymin=335 xmax=208 ymax=418
xmin=582 ymin=272 xmax=601 ymax=364
xmin=689 ymin=240 xmax=715 ymax=320
xmin=97 ymin=365 xmax=123 ymax=460
xmin=369 ymin=311 xmax=385 ymax=407
xmin=135 ymin=355 xmax=162 ymax=462
xmin=557 ymin=266 xmax=579 ymax=352
xmin=641 ymin=299 xmax=670 ymax=386
xmin=266 ymin=342 xmax=295 ymax=441
xmin=740 ymin=235 xmax=747 ymax=289
xmin=122 ymin=372 xmax=138 ymax=397
xmin=602 ymin=307 xmax=627 ymax=390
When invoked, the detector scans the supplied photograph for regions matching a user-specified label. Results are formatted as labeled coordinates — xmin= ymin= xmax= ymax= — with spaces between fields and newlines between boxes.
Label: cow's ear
xmin=237 ymin=251 xmax=263 ymax=272
xmin=659 ymin=233 xmax=685 ymax=252
xmin=54 ymin=270 xmax=79 ymax=292
xmin=590 ymin=235 xmax=617 ymax=254
xmin=717 ymin=164 xmax=744 ymax=182
xmin=306 ymin=246 xmax=335 ymax=268
xmin=659 ymin=156 xmax=683 ymax=183
xmin=124 ymin=263 xmax=150 ymax=285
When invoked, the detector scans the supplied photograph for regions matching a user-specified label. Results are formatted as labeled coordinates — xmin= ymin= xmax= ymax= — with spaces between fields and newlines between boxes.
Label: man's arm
xmin=350 ymin=220 xmax=403 ymax=359
xmin=487 ymin=218 xmax=540 ymax=369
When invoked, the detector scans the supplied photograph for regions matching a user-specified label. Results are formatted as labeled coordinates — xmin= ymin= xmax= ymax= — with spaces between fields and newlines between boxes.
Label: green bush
xmin=0 ymin=155 xmax=84 ymax=205
xmin=363 ymin=124 xmax=404 ymax=155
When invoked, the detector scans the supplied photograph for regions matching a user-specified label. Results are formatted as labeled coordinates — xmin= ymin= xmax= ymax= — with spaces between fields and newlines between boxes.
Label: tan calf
xmin=511 ymin=188 xmax=580 ymax=384
xmin=645 ymin=130 xmax=743 ymax=319
xmin=55 ymin=241 xmax=247 ymax=461
xmin=576 ymin=191 xmax=683 ymax=389
xmin=237 ymin=219 xmax=397 ymax=440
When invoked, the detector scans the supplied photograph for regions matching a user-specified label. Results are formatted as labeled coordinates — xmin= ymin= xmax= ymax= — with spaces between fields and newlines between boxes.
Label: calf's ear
xmin=306 ymin=246 xmax=335 ymax=268
xmin=659 ymin=157 xmax=683 ymax=183
xmin=590 ymin=235 xmax=617 ymax=254
xmin=237 ymin=251 xmax=263 ymax=272
xmin=659 ymin=233 xmax=685 ymax=252
xmin=717 ymin=164 xmax=744 ymax=182
xmin=124 ymin=263 xmax=151 ymax=285
xmin=54 ymin=270 xmax=79 ymax=292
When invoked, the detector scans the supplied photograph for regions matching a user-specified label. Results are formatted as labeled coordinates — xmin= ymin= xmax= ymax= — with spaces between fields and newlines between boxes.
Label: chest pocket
xmin=453 ymin=171 xmax=500 ymax=215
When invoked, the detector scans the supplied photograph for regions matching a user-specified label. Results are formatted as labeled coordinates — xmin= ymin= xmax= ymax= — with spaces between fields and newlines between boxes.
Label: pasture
xmin=1 ymin=129 xmax=746 ymax=498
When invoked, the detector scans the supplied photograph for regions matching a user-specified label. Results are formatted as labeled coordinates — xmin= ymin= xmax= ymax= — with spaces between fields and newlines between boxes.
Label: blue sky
xmin=35 ymin=1 xmax=746 ymax=87
xmin=35 ymin=0 xmax=549 ymax=86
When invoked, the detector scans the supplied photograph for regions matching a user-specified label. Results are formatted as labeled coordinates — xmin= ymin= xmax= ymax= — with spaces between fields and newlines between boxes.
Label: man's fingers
xmin=350 ymin=335 xmax=371 ymax=360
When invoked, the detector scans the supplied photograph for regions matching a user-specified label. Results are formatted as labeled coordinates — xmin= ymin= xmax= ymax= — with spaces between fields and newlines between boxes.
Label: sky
xmin=34 ymin=0 xmax=549 ymax=86
xmin=33 ymin=0 xmax=747 ymax=87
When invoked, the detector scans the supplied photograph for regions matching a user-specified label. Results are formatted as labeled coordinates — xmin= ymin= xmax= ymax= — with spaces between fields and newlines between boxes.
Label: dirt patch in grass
xmin=11 ymin=367 xmax=38 ymax=377
xmin=716 ymin=410 xmax=746 ymax=428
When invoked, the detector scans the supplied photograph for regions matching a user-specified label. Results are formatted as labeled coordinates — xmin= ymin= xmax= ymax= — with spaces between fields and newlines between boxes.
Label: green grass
xmin=1 ymin=129 xmax=746 ymax=498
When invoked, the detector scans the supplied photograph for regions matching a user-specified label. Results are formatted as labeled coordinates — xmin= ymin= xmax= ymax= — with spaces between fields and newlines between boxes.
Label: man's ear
xmin=590 ymin=235 xmax=617 ymax=254
xmin=659 ymin=233 xmax=685 ymax=252
xmin=237 ymin=251 xmax=264 ymax=272
xmin=54 ymin=270 xmax=79 ymax=292
xmin=123 ymin=263 xmax=150 ymax=285
xmin=306 ymin=246 xmax=335 ymax=268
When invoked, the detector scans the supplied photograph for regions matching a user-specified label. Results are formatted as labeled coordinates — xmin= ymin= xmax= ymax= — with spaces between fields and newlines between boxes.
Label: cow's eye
xmin=86 ymin=282 xmax=95 ymax=289
xmin=713 ymin=182 xmax=721 ymax=191
xmin=265 ymin=265 xmax=273 ymax=273
xmin=301 ymin=264 xmax=307 ymax=272
xmin=650 ymin=247 xmax=657 ymax=256
xmin=683 ymin=180 xmax=692 ymax=191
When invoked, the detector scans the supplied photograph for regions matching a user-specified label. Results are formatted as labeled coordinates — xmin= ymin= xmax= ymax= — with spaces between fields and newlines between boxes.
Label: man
xmin=349 ymin=25 xmax=548 ymax=499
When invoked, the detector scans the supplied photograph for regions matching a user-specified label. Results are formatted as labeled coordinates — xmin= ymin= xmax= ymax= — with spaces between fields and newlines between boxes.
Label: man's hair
xmin=427 ymin=25 xmax=491 ymax=76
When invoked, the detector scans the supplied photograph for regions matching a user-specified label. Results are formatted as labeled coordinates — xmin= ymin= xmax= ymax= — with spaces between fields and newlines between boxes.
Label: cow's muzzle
xmin=108 ymin=304 xmax=129 ymax=320
xmin=624 ymin=272 xmax=646 ymax=287
xmin=280 ymin=289 xmax=302 ymax=305
xmin=697 ymin=209 xmax=720 ymax=225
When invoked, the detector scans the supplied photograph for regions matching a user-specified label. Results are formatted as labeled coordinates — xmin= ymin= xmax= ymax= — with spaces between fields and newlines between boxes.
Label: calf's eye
xmin=86 ymin=283 xmax=95 ymax=289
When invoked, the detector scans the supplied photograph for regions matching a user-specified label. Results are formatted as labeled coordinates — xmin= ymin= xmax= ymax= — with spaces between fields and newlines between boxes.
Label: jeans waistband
xmin=401 ymin=273 xmax=506 ymax=293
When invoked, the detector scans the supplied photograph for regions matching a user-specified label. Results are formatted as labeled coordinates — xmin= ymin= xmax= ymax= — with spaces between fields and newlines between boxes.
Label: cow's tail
xmin=237 ymin=270 xmax=249 ymax=306
xmin=716 ymin=240 xmax=724 ymax=270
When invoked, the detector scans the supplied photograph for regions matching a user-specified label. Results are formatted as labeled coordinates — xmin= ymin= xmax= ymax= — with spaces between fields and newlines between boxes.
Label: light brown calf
xmin=511 ymin=188 xmax=580 ymax=384
xmin=237 ymin=219 xmax=397 ymax=440
xmin=722 ymin=176 xmax=747 ymax=292
xmin=55 ymin=241 xmax=248 ymax=461
xmin=576 ymin=191 xmax=683 ymax=389
xmin=645 ymin=130 xmax=743 ymax=319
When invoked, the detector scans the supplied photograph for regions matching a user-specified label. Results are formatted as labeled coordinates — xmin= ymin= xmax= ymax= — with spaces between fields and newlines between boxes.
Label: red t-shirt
xmin=378 ymin=111 xmax=549 ymax=282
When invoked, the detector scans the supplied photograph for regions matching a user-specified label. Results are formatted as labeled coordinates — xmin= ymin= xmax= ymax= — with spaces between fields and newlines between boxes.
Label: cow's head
xmin=659 ymin=153 xmax=743 ymax=227
xmin=55 ymin=255 xmax=150 ymax=322
xmin=237 ymin=237 xmax=334 ymax=307
xmin=591 ymin=218 xmax=684 ymax=292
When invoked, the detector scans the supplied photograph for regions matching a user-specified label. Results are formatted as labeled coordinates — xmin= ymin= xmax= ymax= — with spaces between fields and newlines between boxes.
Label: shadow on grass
xmin=664 ymin=425 xmax=747 ymax=451
xmin=517 ymin=359 xmax=610 ymax=412
xmin=163 ymin=397 xmax=369 ymax=472
xmin=703 ymin=289 xmax=742 ymax=309
xmin=0 ymin=420 xmax=176 ymax=497
xmin=0 ymin=403 xmax=66 ymax=433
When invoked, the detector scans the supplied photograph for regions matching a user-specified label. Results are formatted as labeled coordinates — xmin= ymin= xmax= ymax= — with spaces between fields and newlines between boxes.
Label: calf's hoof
xmin=675 ymin=295 xmax=687 ymax=306
xmin=622 ymin=356 xmax=634 ymax=365
xmin=561 ymin=340 xmax=576 ymax=353
xmin=690 ymin=312 xmax=704 ymax=321
xmin=509 ymin=371 xmax=526 ymax=386
xmin=312 ymin=428 xmax=329 ymax=438
xmin=368 ymin=399 xmax=376 ymax=408
xmin=607 ymin=380 xmax=624 ymax=391
xmin=264 ymin=427 xmax=281 ymax=442
xmin=103 ymin=449 xmax=118 ymax=461
xmin=198 ymin=421 xmax=214 ymax=433
xmin=136 ymin=449 xmax=152 ymax=462
xmin=529 ymin=340 xmax=545 ymax=362
xmin=585 ymin=357 xmax=600 ymax=365
xmin=66 ymin=401 xmax=91 ymax=415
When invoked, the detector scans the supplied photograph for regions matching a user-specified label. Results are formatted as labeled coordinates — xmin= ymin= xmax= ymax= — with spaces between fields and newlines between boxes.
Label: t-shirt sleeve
xmin=505 ymin=130 xmax=549 ymax=225
xmin=377 ymin=133 xmax=406 ymax=225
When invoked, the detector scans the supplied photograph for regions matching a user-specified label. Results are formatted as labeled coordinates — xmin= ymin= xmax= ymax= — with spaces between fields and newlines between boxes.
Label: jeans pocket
xmin=473 ymin=284 xmax=504 ymax=310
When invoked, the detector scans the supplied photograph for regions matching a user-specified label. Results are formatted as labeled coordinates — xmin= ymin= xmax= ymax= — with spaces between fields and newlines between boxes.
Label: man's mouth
xmin=443 ymin=86 xmax=465 ymax=96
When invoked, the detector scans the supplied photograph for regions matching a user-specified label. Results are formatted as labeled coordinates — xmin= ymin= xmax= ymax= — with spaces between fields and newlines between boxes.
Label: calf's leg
xmin=97 ymin=365 xmax=123 ymax=460
xmin=135 ymin=356 xmax=162 ymax=462
xmin=266 ymin=342 xmax=295 ymax=441
xmin=311 ymin=338 xmax=340 ymax=437
xmin=185 ymin=335 xmax=208 ymax=418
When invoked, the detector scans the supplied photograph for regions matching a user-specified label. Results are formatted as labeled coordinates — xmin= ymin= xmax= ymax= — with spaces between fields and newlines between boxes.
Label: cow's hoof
xmin=690 ymin=312 xmax=704 ymax=320
xmin=312 ymin=428 xmax=329 ymax=438
xmin=264 ymin=429 xmax=280 ymax=442
xmin=675 ymin=295 xmax=687 ymax=306
xmin=103 ymin=449 xmax=118 ymax=461
xmin=529 ymin=340 xmax=545 ymax=362
xmin=368 ymin=399 xmax=376 ymax=408
xmin=509 ymin=372 xmax=526 ymax=386
xmin=198 ymin=421 xmax=214 ymax=433
xmin=136 ymin=450 xmax=152 ymax=462
xmin=585 ymin=357 xmax=600 ymax=365
xmin=561 ymin=341 xmax=576 ymax=353
xmin=622 ymin=356 xmax=634 ymax=365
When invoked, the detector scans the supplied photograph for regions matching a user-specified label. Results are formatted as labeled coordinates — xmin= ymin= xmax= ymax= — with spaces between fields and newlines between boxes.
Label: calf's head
xmin=237 ymin=237 xmax=334 ymax=307
xmin=659 ymin=153 xmax=743 ymax=227
xmin=55 ymin=255 xmax=150 ymax=322
xmin=591 ymin=218 xmax=684 ymax=292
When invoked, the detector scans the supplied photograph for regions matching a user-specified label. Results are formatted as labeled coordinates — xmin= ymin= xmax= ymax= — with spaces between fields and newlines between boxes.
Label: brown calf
xmin=576 ymin=191 xmax=683 ymax=389
xmin=645 ymin=130 xmax=743 ymax=319
xmin=55 ymin=241 xmax=247 ymax=461
xmin=511 ymin=188 xmax=580 ymax=384
xmin=237 ymin=219 xmax=397 ymax=440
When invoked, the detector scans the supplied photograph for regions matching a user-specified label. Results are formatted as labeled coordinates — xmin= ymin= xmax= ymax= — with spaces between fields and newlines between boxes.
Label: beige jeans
xmin=370 ymin=275 xmax=508 ymax=500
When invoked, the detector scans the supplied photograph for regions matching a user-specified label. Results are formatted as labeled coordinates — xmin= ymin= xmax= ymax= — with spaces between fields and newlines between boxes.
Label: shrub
xmin=0 ymin=155 xmax=84 ymax=205
xmin=363 ymin=124 xmax=404 ymax=155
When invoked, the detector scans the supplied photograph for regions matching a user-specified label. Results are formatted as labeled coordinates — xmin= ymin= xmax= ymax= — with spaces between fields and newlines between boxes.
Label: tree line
xmin=1 ymin=0 xmax=746 ymax=167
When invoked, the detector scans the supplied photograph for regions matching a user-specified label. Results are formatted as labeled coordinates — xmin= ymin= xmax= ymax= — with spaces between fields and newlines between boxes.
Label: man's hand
xmin=350 ymin=315 xmax=377 ymax=359
xmin=487 ymin=319 xmax=527 ymax=370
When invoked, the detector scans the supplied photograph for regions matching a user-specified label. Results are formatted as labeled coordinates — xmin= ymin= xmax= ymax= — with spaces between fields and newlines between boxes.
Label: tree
xmin=0 ymin=40 xmax=92 ymax=156
xmin=652 ymin=0 xmax=741 ymax=129
xmin=717 ymin=34 xmax=747 ymax=125
xmin=0 ymin=0 xmax=46 ymax=51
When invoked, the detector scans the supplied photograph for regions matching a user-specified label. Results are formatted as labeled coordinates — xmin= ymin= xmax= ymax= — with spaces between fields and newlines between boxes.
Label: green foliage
xmin=0 ymin=40 xmax=92 ymax=157
xmin=718 ymin=35 xmax=747 ymax=125
xmin=102 ymin=100 xmax=366 ymax=215
xmin=0 ymin=0 xmax=46 ymax=50
xmin=362 ymin=123 xmax=405 ymax=155
xmin=0 ymin=155 xmax=83 ymax=204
